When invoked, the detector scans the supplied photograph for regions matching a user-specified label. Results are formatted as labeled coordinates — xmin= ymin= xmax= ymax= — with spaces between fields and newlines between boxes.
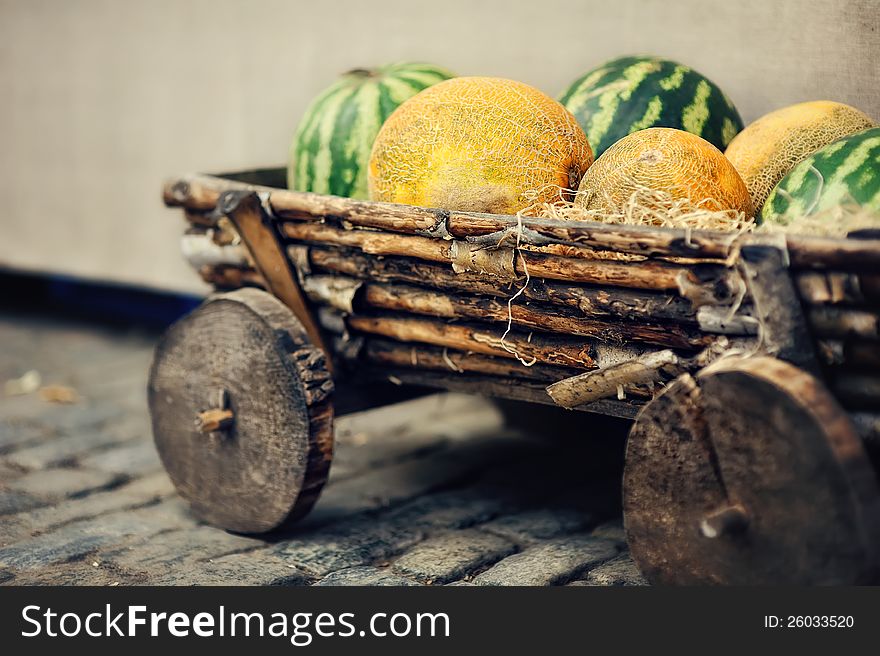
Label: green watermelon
xmin=761 ymin=127 xmax=880 ymax=225
xmin=558 ymin=55 xmax=743 ymax=158
xmin=288 ymin=63 xmax=454 ymax=199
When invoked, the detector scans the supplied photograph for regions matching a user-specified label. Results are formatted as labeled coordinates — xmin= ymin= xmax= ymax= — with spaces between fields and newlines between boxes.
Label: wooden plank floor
xmin=0 ymin=311 xmax=645 ymax=586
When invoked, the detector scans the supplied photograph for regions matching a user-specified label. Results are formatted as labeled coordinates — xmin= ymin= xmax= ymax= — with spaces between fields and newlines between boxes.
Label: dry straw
xmin=517 ymin=183 xmax=754 ymax=233
xmin=518 ymin=181 xmax=877 ymax=237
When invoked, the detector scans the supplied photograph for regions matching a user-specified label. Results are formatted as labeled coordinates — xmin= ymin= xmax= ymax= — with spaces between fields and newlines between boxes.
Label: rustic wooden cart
xmin=152 ymin=168 xmax=880 ymax=585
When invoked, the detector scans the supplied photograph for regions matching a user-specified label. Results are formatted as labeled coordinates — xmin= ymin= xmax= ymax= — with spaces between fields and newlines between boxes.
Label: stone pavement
xmin=0 ymin=311 xmax=645 ymax=586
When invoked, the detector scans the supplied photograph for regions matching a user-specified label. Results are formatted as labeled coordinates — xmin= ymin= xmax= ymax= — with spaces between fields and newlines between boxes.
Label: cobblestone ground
xmin=0 ymin=311 xmax=646 ymax=586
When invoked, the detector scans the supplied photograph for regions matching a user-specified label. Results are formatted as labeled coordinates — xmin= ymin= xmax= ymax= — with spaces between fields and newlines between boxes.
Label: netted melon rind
xmin=724 ymin=101 xmax=875 ymax=214
xmin=575 ymin=127 xmax=752 ymax=220
xmin=368 ymin=76 xmax=594 ymax=215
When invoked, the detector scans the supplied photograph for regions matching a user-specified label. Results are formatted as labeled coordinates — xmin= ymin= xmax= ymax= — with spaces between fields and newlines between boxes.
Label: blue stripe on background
xmin=0 ymin=268 xmax=202 ymax=329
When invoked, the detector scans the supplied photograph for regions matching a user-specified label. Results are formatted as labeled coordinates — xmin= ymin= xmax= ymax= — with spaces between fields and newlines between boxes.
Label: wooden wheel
xmin=148 ymin=288 xmax=333 ymax=533
xmin=624 ymin=356 xmax=880 ymax=585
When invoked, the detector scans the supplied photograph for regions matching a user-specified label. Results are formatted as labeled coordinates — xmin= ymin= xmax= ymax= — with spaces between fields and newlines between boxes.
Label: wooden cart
xmin=152 ymin=168 xmax=880 ymax=585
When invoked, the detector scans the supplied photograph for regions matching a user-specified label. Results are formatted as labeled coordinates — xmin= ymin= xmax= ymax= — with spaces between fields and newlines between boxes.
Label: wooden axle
xmin=699 ymin=504 xmax=750 ymax=539
xmin=196 ymin=408 xmax=235 ymax=433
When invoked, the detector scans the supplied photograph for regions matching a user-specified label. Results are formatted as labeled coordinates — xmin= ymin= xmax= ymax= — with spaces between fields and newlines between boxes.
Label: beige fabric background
xmin=1 ymin=0 xmax=877 ymax=293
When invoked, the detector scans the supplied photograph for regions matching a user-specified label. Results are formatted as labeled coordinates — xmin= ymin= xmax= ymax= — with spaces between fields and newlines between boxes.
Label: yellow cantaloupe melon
xmin=576 ymin=127 xmax=752 ymax=217
xmin=368 ymin=77 xmax=593 ymax=215
xmin=724 ymin=100 xmax=875 ymax=213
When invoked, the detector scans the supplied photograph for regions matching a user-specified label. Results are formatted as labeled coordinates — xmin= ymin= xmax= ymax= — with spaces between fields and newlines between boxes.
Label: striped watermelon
xmin=559 ymin=56 xmax=744 ymax=158
xmin=288 ymin=63 xmax=454 ymax=199
xmin=761 ymin=127 xmax=880 ymax=225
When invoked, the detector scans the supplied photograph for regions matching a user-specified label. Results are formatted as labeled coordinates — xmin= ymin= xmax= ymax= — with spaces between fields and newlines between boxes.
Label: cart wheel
xmin=148 ymin=288 xmax=333 ymax=534
xmin=624 ymin=356 xmax=880 ymax=584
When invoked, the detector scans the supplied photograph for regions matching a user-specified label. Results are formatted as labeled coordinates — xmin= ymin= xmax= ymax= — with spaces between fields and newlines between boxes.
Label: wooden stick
xmin=787 ymin=234 xmax=880 ymax=272
xmin=851 ymin=412 xmax=880 ymax=446
xmin=181 ymin=233 xmax=250 ymax=268
xmin=190 ymin=243 xmax=751 ymax=342
xmin=168 ymin=172 xmax=743 ymax=260
xmin=184 ymin=208 xmax=217 ymax=227
xmin=547 ymin=349 xmax=681 ymax=408
xmin=809 ymin=307 xmax=879 ymax=340
xmin=219 ymin=192 xmax=331 ymax=363
xmin=271 ymin=193 xmax=442 ymax=234
xmin=306 ymin=246 xmax=709 ymax=323
xmin=163 ymin=173 xmax=278 ymax=210
xmin=444 ymin=212 xmax=738 ymax=260
xmin=816 ymin=340 xmax=880 ymax=369
xmin=796 ymin=271 xmax=880 ymax=305
xmin=353 ymin=366 xmax=643 ymax=419
xmin=284 ymin=220 xmax=450 ymax=263
xmin=830 ymin=373 xmax=880 ymax=409
xmin=198 ymin=264 xmax=265 ymax=289
xmin=356 ymin=338 xmax=582 ymax=382
xmin=358 ymin=281 xmax=714 ymax=350
xmin=165 ymin=173 xmax=880 ymax=269
xmin=196 ymin=408 xmax=235 ymax=433
xmin=282 ymin=221 xmax=731 ymax=292
xmin=265 ymin=179 xmax=738 ymax=260
xmin=740 ymin=240 xmax=821 ymax=375
xmin=346 ymin=314 xmax=597 ymax=369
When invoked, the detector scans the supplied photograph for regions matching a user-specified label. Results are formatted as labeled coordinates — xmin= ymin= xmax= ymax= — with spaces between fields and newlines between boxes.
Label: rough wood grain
xmin=816 ymin=340 xmax=880 ymax=373
xmin=358 ymin=282 xmax=714 ymax=350
xmin=809 ymin=306 xmax=879 ymax=341
xmin=444 ymin=212 xmax=739 ymax=260
xmin=547 ymin=350 xmax=681 ymax=409
xmin=796 ymin=271 xmax=880 ymax=305
xmin=356 ymin=338 xmax=583 ymax=383
xmin=830 ymin=373 xmax=880 ymax=410
xmin=624 ymin=357 xmax=880 ymax=585
xmin=198 ymin=264 xmax=265 ymax=290
xmin=787 ymin=234 xmax=880 ymax=272
xmin=739 ymin=241 xmax=820 ymax=375
xmin=219 ymin=192 xmax=330 ymax=362
xmin=163 ymin=174 xmax=276 ymax=211
xmin=267 ymin=184 xmax=738 ymax=260
xmin=165 ymin=173 xmax=880 ymax=272
xmin=306 ymin=247 xmax=707 ymax=324
xmin=346 ymin=314 xmax=597 ymax=370
xmin=148 ymin=288 xmax=334 ymax=533
xmin=281 ymin=221 xmax=730 ymax=292
xmin=352 ymin=367 xmax=642 ymax=419
xmin=271 ymin=193 xmax=442 ymax=234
